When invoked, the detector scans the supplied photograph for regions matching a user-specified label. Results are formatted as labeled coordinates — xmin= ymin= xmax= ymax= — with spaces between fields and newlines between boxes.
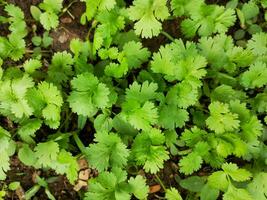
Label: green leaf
xmin=18 ymin=144 xmax=37 ymax=166
xmin=0 ymin=129 xmax=15 ymax=180
xmin=165 ymin=187 xmax=183 ymax=200
xmin=223 ymin=184 xmax=253 ymax=200
xmin=171 ymin=0 xmax=204 ymax=17
xmin=222 ymin=163 xmax=252 ymax=182
xmin=39 ymin=0 xmax=63 ymax=13
xmin=68 ymin=73 xmax=110 ymax=117
xmin=18 ymin=119 xmax=42 ymax=144
xmin=30 ymin=6 xmax=41 ymax=21
xmin=128 ymin=0 xmax=169 ymax=38
xmin=40 ymin=12 xmax=59 ymax=30
xmin=94 ymin=114 xmax=113 ymax=132
xmin=247 ymin=172 xmax=267 ymax=200
xmin=8 ymin=182 xmax=20 ymax=191
xmin=200 ymin=184 xmax=220 ymax=200
xmin=240 ymin=61 xmax=267 ymax=89
xmin=151 ymin=39 xmax=207 ymax=86
xmin=23 ymin=59 xmax=42 ymax=74
xmin=34 ymin=141 xmax=59 ymax=168
xmin=86 ymin=132 xmax=129 ymax=172
xmin=181 ymin=4 xmax=236 ymax=37
xmin=208 ymin=171 xmax=229 ymax=191
xmin=131 ymin=128 xmax=169 ymax=173
xmin=206 ymin=101 xmax=240 ymax=134
xmin=54 ymin=150 xmax=79 ymax=184
xmin=128 ymin=175 xmax=149 ymax=199
xmin=47 ymin=51 xmax=74 ymax=85
xmin=82 ymin=0 xmax=116 ymax=21
xmin=0 ymin=74 xmax=34 ymax=119
xmin=27 ymin=81 xmax=63 ymax=128
xmin=179 ymin=152 xmax=203 ymax=175
xmin=241 ymin=2 xmax=259 ymax=20
xmin=122 ymin=41 xmax=150 ymax=69
xmin=247 ymin=32 xmax=267 ymax=56
xmin=179 ymin=176 xmax=206 ymax=192
xmin=85 ymin=168 xmax=131 ymax=200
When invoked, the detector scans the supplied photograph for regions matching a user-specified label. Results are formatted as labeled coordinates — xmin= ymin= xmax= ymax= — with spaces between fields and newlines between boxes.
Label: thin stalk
xmin=25 ymin=49 xmax=52 ymax=54
xmin=73 ymin=132 xmax=86 ymax=154
xmin=154 ymin=194 xmax=166 ymax=199
xmin=155 ymin=174 xmax=166 ymax=191
xmin=161 ymin=31 xmax=175 ymax=42
xmin=60 ymin=0 xmax=78 ymax=17
xmin=177 ymin=149 xmax=192 ymax=155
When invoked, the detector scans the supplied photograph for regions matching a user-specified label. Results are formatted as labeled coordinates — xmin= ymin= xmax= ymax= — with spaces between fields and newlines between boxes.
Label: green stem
xmin=161 ymin=31 xmax=175 ymax=42
xmin=60 ymin=0 xmax=78 ymax=17
xmin=177 ymin=149 xmax=192 ymax=155
xmin=155 ymin=174 xmax=166 ymax=191
xmin=57 ymin=111 xmax=72 ymax=132
xmin=73 ymin=132 xmax=86 ymax=154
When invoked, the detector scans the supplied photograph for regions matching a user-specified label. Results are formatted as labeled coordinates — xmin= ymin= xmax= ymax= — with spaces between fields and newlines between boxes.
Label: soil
xmin=2 ymin=156 xmax=79 ymax=200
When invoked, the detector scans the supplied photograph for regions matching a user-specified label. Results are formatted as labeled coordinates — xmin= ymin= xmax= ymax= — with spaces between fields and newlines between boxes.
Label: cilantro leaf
xmin=222 ymin=163 xmax=252 ymax=182
xmin=128 ymin=175 xmax=149 ymax=199
xmin=93 ymin=9 xmax=125 ymax=52
xmin=34 ymin=141 xmax=59 ymax=168
xmin=208 ymin=163 xmax=252 ymax=191
xmin=181 ymin=4 xmax=236 ymax=37
xmin=122 ymin=41 xmax=150 ymax=69
xmin=223 ymin=184 xmax=253 ymax=200
xmin=247 ymin=172 xmax=267 ymax=200
xmin=206 ymin=101 xmax=240 ymax=134
xmin=47 ymin=51 xmax=74 ymax=85
xmin=121 ymin=81 xmax=159 ymax=130
xmin=0 ymin=74 xmax=34 ymax=119
xmin=27 ymin=82 xmax=63 ymax=128
xmin=165 ymin=187 xmax=183 ymax=200
xmin=23 ymin=59 xmax=42 ymax=74
xmin=131 ymin=128 xmax=169 ymax=173
xmin=198 ymin=34 xmax=254 ymax=73
xmin=171 ymin=0 xmax=204 ymax=17
xmin=179 ymin=152 xmax=203 ymax=175
xmin=38 ymin=0 xmax=63 ymax=30
xmin=0 ymin=127 xmax=15 ymax=180
xmin=68 ymin=73 xmax=110 ymax=117
xmin=86 ymin=132 xmax=129 ymax=172
xmin=18 ymin=119 xmax=42 ymax=144
xmin=4 ymin=4 xmax=27 ymax=38
xmin=240 ymin=61 xmax=267 ymax=89
xmin=121 ymin=100 xmax=158 ymax=130
xmin=128 ymin=0 xmax=169 ymax=38
xmin=54 ymin=150 xmax=79 ymax=184
xmin=166 ymin=82 xmax=199 ymax=108
xmin=82 ymin=0 xmax=116 ymax=21
xmin=247 ymin=32 xmax=267 ymax=56
xmin=151 ymin=40 xmax=207 ymax=87
xmin=85 ymin=168 xmax=131 ymax=200
xmin=39 ymin=12 xmax=59 ymax=30
xmin=158 ymin=104 xmax=189 ymax=129
xmin=39 ymin=0 xmax=63 ymax=13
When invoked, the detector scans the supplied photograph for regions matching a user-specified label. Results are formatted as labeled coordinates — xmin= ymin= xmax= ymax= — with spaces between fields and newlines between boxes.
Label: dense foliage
xmin=0 ymin=0 xmax=267 ymax=199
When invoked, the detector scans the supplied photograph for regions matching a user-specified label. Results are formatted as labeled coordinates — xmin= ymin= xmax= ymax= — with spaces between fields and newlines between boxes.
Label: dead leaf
xmin=74 ymin=180 xmax=87 ymax=192
xmin=15 ymin=186 xmax=25 ymax=200
xmin=149 ymin=184 xmax=161 ymax=193
xmin=78 ymin=158 xmax=88 ymax=170
xmin=61 ymin=17 xmax=72 ymax=24
xmin=79 ymin=169 xmax=90 ymax=181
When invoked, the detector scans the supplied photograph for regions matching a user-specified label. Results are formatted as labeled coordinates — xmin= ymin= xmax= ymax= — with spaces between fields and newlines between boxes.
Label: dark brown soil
xmin=2 ymin=156 xmax=79 ymax=200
